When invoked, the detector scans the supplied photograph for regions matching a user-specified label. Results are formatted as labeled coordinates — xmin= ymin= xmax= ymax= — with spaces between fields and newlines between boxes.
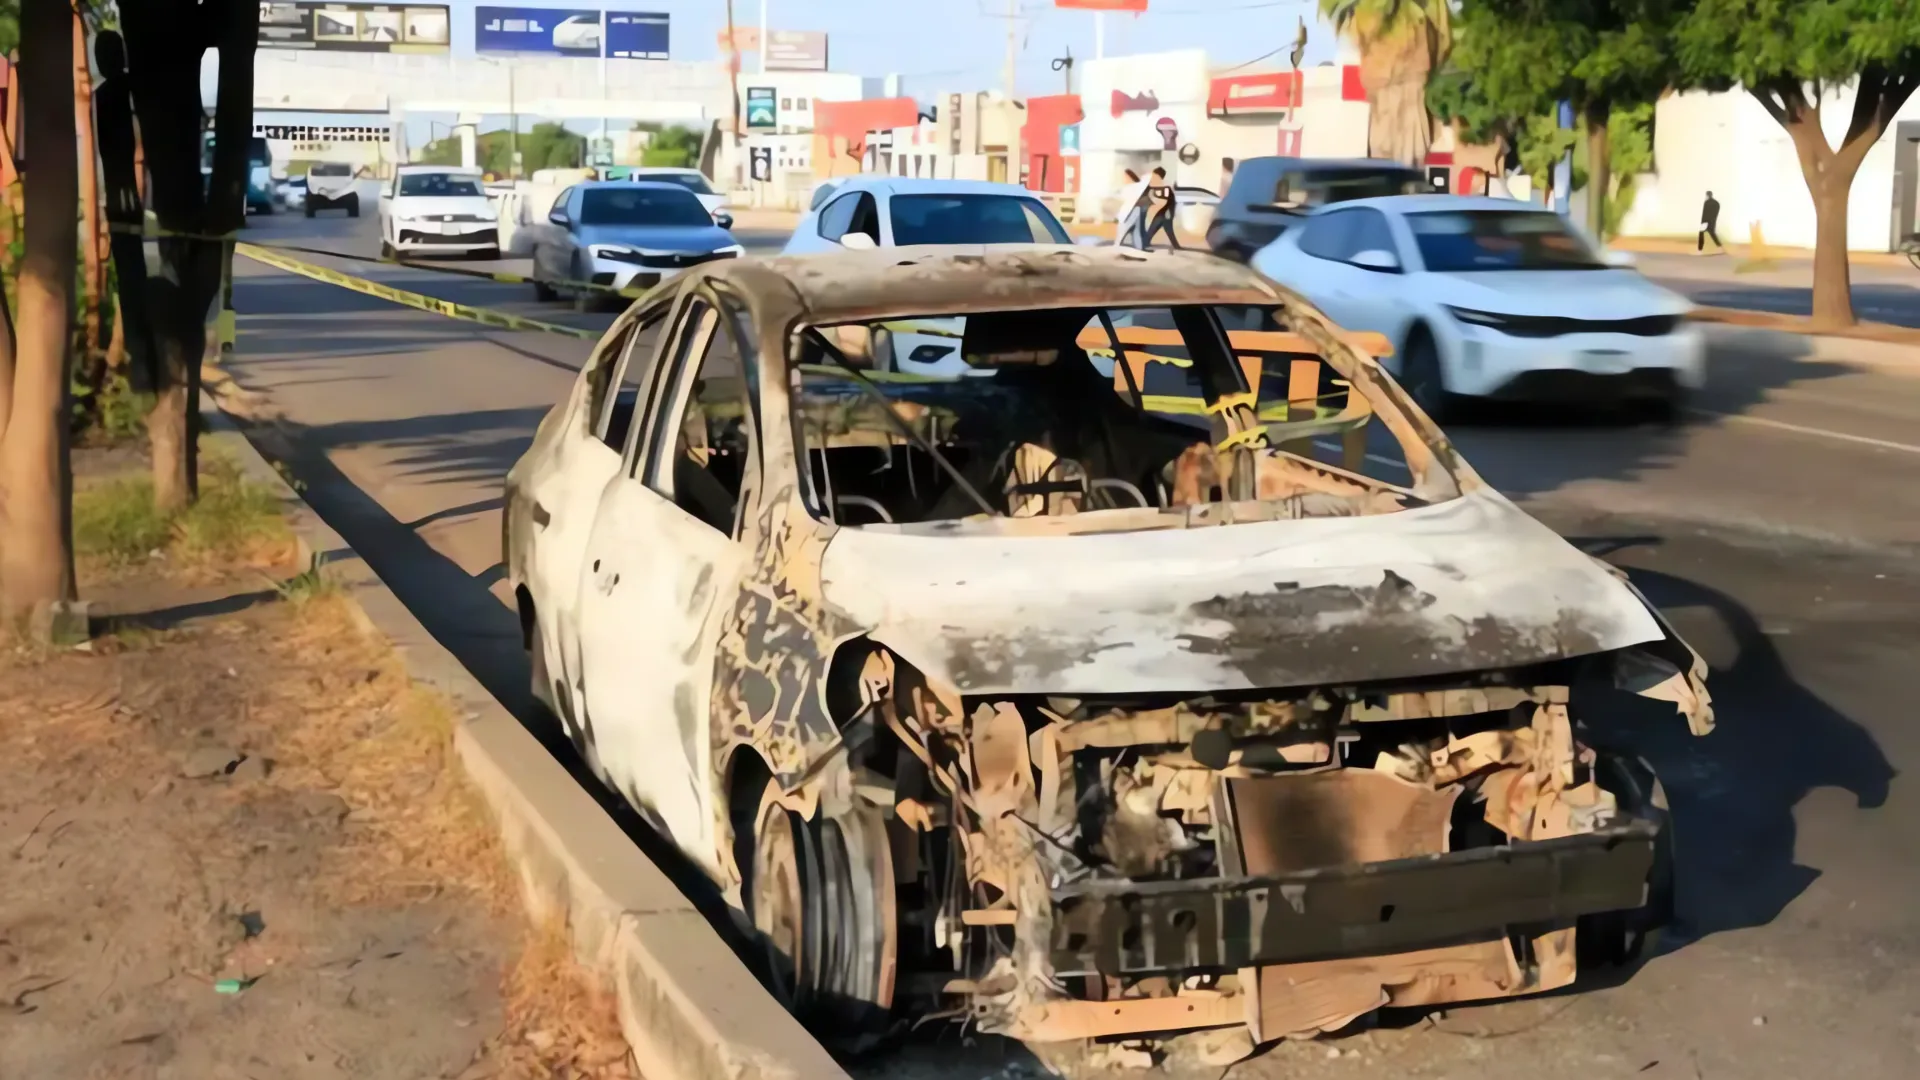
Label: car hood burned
xmin=817 ymin=488 xmax=1665 ymax=696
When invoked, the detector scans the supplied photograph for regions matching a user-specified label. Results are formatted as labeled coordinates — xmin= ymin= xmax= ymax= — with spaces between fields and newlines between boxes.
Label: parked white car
xmin=378 ymin=165 xmax=499 ymax=258
xmin=784 ymin=176 xmax=1079 ymax=376
xmin=1251 ymin=195 xmax=1704 ymax=419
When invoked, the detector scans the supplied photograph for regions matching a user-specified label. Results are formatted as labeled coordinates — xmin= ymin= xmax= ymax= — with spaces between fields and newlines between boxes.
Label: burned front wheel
xmin=1578 ymin=752 xmax=1674 ymax=968
xmin=749 ymin=795 xmax=897 ymax=1045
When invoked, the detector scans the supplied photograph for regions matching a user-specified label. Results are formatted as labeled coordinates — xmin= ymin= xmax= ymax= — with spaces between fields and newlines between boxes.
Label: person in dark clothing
xmin=1698 ymin=191 xmax=1724 ymax=253
xmin=1141 ymin=167 xmax=1180 ymax=250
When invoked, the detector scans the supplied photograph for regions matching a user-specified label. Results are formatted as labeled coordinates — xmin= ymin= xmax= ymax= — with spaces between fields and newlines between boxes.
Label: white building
xmin=1621 ymin=84 xmax=1920 ymax=251
xmin=1077 ymin=49 xmax=1213 ymax=220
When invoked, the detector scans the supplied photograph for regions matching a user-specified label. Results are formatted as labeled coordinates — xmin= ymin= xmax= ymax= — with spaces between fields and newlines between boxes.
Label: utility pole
xmin=1002 ymin=0 xmax=1019 ymax=100
xmin=1050 ymin=46 xmax=1074 ymax=95
xmin=759 ymin=0 xmax=769 ymax=74
xmin=725 ymin=0 xmax=744 ymax=186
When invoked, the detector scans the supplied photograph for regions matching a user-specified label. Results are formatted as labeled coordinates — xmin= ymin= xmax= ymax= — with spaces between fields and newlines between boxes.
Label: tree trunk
xmin=1 ymin=0 xmax=80 ymax=623
xmin=74 ymin=10 xmax=105 ymax=361
xmin=1585 ymin=105 xmax=1611 ymax=240
xmin=122 ymin=0 xmax=259 ymax=513
xmin=1358 ymin=30 xmax=1434 ymax=166
xmin=1771 ymin=98 xmax=1867 ymax=327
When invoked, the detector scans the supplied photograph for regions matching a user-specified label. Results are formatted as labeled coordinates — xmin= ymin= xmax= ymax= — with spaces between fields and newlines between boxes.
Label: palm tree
xmin=1320 ymin=0 xmax=1452 ymax=165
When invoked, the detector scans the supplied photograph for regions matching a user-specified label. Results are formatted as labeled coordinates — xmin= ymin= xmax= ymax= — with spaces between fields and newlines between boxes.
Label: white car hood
xmin=391 ymin=195 xmax=494 ymax=219
xmin=817 ymin=488 xmax=1664 ymax=696
xmin=1425 ymin=269 xmax=1689 ymax=318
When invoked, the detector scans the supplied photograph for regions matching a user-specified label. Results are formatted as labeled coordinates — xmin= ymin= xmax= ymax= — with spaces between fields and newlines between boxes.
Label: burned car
xmin=502 ymin=245 xmax=1713 ymax=1050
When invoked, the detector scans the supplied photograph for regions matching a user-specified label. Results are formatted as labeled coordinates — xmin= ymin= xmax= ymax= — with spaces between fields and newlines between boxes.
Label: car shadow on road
xmin=1566 ymin=539 xmax=1897 ymax=947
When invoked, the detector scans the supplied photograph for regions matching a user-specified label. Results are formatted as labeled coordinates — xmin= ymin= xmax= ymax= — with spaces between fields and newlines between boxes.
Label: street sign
xmin=750 ymin=146 xmax=772 ymax=182
xmin=764 ymin=30 xmax=828 ymax=72
xmin=606 ymin=12 xmax=669 ymax=59
xmin=590 ymin=138 xmax=614 ymax=167
xmin=1178 ymin=142 xmax=1199 ymax=165
xmin=474 ymin=7 xmax=669 ymax=58
xmin=745 ymin=87 xmax=777 ymax=130
xmin=1155 ymin=116 xmax=1178 ymax=151
xmin=258 ymin=3 xmax=451 ymax=53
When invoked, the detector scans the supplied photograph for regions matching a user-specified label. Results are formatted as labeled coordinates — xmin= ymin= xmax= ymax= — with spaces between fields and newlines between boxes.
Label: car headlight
xmin=1446 ymin=306 xmax=1516 ymax=331
xmin=715 ymin=244 xmax=744 ymax=257
xmin=589 ymin=244 xmax=638 ymax=260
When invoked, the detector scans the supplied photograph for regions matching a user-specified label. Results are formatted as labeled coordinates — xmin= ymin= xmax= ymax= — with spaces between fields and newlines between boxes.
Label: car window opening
xmin=654 ymin=308 xmax=752 ymax=535
xmin=580 ymin=187 xmax=713 ymax=227
xmin=791 ymin=304 xmax=1434 ymax=531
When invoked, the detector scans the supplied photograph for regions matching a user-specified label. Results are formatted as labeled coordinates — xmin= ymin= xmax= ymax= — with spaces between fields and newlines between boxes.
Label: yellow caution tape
xmin=1205 ymin=390 xmax=1257 ymax=415
xmin=235 ymin=242 xmax=599 ymax=340
xmin=1215 ymin=427 xmax=1271 ymax=451
xmin=111 ymin=220 xmax=650 ymax=298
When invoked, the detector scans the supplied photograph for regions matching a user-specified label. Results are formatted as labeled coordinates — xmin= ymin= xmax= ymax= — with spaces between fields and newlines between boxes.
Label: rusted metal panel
xmin=1046 ymin=822 xmax=1658 ymax=978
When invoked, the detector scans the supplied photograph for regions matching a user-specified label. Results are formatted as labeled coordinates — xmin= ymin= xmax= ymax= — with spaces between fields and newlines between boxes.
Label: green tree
xmin=1447 ymin=1 xmax=1680 ymax=238
xmin=636 ymin=123 xmax=702 ymax=168
xmin=520 ymin=122 xmax=585 ymax=171
xmin=1676 ymin=0 xmax=1920 ymax=326
xmin=1320 ymin=0 xmax=1453 ymax=165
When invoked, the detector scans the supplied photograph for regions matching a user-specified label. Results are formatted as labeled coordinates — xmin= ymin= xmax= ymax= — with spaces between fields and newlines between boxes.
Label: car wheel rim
xmin=752 ymin=801 xmax=814 ymax=1009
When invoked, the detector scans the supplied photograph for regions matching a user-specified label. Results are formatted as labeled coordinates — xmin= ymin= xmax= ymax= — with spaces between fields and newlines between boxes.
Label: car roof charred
xmin=680 ymin=245 xmax=1283 ymax=326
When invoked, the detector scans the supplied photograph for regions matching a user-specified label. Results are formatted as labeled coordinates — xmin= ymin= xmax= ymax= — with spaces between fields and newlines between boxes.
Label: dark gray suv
xmin=1206 ymin=157 xmax=1425 ymax=263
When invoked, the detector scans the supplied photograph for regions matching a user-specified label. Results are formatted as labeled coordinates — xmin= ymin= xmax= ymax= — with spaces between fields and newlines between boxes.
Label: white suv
xmin=379 ymin=166 xmax=499 ymax=259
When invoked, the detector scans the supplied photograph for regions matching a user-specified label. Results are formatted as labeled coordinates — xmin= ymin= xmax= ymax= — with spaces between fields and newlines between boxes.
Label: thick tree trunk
xmin=1359 ymin=30 xmax=1434 ymax=167
xmin=1 ymin=0 xmax=80 ymax=623
xmin=1585 ymin=105 xmax=1611 ymax=240
xmin=75 ymin=10 xmax=105 ymax=361
xmin=1807 ymin=179 xmax=1856 ymax=327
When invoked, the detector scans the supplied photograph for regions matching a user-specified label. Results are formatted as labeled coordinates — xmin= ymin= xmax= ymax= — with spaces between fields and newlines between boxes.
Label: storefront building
xmin=1203 ymin=62 xmax=1370 ymax=194
xmin=1076 ymin=49 xmax=1212 ymax=221
xmin=1023 ymin=93 xmax=1085 ymax=195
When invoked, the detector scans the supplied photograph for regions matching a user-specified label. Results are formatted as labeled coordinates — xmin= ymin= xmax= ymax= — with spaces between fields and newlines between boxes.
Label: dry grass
xmin=273 ymin=597 xmax=633 ymax=1078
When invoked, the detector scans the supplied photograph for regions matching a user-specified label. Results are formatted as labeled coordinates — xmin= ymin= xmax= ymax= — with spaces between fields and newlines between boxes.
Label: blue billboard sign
xmin=606 ymin=12 xmax=669 ymax=59
xmin=474 ymin=8 xmax=668 ymax=58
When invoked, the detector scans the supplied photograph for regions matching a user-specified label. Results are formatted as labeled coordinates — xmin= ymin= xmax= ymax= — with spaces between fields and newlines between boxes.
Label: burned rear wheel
xmin=749 ymin=794 xmax=897 ymax=1045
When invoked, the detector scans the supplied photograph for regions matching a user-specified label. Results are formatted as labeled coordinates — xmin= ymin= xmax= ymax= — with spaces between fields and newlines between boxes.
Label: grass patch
xmin=271 ymin=552 xmax=339 ymax=607
xmin=74 ymin=451 xmax=293 ymax=570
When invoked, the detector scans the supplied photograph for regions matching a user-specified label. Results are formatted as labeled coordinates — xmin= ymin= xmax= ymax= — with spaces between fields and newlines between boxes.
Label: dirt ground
xmin=1 ymin=447 xmax=630 ymax=1080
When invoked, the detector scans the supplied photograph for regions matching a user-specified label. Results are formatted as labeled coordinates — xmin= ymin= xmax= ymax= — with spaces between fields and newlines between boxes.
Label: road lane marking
xmin=1690 ymin=408 xmax=1920 ymax=456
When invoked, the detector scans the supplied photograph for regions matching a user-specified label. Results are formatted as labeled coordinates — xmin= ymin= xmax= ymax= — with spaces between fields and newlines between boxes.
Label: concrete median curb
xmin=199 ymin=396 xmax=854 ymax=1080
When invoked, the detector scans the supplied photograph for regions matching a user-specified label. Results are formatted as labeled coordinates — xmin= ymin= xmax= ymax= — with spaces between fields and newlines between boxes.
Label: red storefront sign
xmin=1207 ymin=71 xmax=1302 ymax=114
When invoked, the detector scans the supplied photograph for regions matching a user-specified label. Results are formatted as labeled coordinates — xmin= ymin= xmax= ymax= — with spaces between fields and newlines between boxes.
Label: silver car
xmin=530 ymin=181 xmax=744 ymax=310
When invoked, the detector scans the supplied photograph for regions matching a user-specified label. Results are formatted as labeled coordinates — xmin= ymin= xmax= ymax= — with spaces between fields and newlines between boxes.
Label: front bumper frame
xmin=1048 ymin=818 xmax=1658 ymax=978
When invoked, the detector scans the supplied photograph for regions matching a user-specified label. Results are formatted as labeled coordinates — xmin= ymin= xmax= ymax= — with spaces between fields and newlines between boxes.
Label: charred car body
xmin=502 ymin=246 xmax=1712 ymax=1049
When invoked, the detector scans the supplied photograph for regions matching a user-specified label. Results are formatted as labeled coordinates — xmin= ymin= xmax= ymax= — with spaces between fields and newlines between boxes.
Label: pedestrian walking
xmin=1698 ymin=191 xmax=1725 ymax=254
xmin=1114 ymin=169 xmax=1149 ymax=248
xmin=1141 ymin=167 xmax=1181 ymax=250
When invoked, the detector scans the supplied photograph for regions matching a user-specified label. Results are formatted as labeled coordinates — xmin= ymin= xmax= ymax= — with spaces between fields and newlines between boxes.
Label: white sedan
xmin=783 ymin=176 xmax=1081 ymax=376
xmin=1251 ymin=195 xmax=1704 ymax=420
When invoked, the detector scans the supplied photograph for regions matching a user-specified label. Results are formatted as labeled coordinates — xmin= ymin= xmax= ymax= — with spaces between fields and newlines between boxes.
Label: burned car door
xmin=524 ymin=300 xmax=672 ymax=732
xmin=574 ymin=291 xmax=755 ymax=867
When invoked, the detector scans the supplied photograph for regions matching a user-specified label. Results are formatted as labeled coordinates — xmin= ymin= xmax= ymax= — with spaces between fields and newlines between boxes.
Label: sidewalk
xmin=1610 ymin=234 xmax=1913 ymax=268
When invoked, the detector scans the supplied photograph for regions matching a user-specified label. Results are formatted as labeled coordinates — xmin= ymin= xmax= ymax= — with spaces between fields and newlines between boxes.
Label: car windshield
xmin=643 ymin=172 xmax=716 ymax=196
xmin=310 ymin=163 xmax=350 ymax=177
xmin=399 ymin=173 xmax=482 ymax=197
xmin=579 ymin=187 xmax=712 ymax=226
xmin=1406 ymin=209 xmax=1606 ymax=272
xmin=888 ymin=194 xmax=1071 ymax=245
xmin=787 ymin=304 xmax=1438 ymax=533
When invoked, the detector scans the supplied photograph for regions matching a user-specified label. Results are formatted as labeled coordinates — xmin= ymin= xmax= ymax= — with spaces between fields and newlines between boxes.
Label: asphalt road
xmin=224 ymin=209 xmax=1920 ymax=1080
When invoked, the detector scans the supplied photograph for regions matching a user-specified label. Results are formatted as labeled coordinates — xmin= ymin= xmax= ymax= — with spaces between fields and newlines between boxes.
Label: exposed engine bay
xmin=746 ymin=631 xmax=1709 ymax=1052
